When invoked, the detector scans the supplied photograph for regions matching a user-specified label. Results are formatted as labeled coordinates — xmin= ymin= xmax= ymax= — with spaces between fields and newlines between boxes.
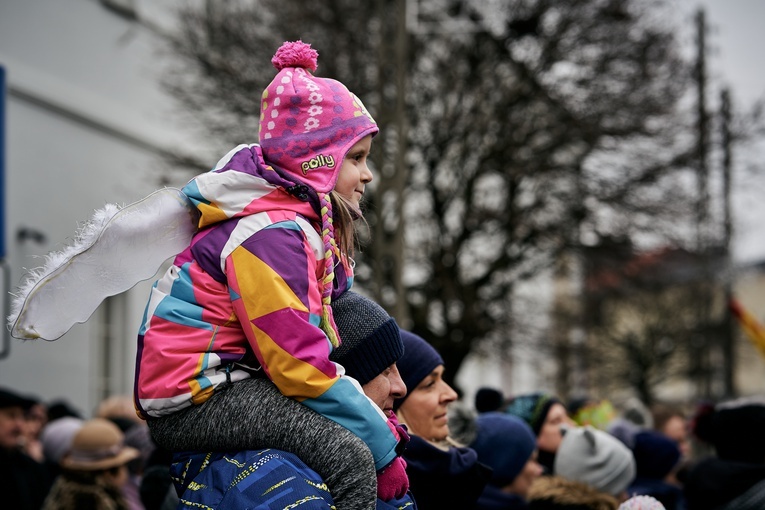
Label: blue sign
xmin=0 ymin=66 xmax=5 ymax=259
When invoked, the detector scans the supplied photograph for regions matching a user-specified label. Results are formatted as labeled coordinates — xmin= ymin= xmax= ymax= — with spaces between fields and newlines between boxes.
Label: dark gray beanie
xmin=329 ymin=291 xmax=404 ymax=386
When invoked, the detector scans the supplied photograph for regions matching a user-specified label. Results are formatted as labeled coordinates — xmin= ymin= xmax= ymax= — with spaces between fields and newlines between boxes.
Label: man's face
xmin=0 ymin=406 xmax=26 ymax=450
xmin=361 ymin=364 xmax=406 ymax=416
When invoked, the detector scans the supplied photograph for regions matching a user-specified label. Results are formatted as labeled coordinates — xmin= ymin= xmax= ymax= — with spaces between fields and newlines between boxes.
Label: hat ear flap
xmin=583 ymin=427 xmax=597 ymax=451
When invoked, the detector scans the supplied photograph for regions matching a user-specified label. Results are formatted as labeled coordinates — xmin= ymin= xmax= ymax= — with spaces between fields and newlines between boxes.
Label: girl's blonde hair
xmin=329 ymin=190 xmax=367 ymax=258
xmin=317 ymin=191 xmax=368 ymax=347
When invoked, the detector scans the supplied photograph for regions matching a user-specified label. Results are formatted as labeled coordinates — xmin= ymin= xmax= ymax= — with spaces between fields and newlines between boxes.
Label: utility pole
xmin=372 ymin=0 xmax=410 ymax=324
xmin=692 ymin=8 xmax=713 ymax=397
xmin=720 ymin=88 xmax=736 ymax=397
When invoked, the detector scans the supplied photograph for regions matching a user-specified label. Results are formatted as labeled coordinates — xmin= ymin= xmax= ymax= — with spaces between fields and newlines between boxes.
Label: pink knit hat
xmin=259 ymin=41 xmax=378 ymax=346
xmin=259 ymin=41 xmax=378 ymax=194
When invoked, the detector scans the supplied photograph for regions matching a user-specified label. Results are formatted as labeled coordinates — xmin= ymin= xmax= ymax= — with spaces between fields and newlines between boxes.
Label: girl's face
xmin=537 ymin=402 xmax=573 ymax=452
xmin=396 ymin=365 xmax=458 ymax=442
xmin=335 ymin=135 xmax=373 ymax=209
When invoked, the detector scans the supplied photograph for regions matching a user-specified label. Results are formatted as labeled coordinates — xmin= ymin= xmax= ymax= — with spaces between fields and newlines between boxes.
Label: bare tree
xmin=581 ymin=244 xmax=728 ymax=404
xmin=156 ymin=0 xmax=701 ymax=387
xmin=397 ymin=0 xmax=698 ymax=384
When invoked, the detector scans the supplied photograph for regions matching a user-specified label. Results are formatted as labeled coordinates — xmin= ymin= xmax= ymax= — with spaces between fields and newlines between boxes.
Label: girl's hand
xmin=377 ymin=414 xmax=410 ymax=501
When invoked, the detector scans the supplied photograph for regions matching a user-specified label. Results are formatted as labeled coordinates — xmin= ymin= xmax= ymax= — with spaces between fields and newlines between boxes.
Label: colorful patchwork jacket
xmin=172 ymin=449 xmax=418 ymax=510
xmin=135 ymin=144 xmax=397 ymax=471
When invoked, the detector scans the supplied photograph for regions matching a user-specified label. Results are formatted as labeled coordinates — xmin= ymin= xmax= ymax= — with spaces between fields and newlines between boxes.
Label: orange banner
xmin=729 ymin=298 xmax=765 ymax=359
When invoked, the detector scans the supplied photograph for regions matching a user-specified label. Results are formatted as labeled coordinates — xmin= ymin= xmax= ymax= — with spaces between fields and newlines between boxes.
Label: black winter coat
xmin=404 ymin=434 xmax=492 ymax=510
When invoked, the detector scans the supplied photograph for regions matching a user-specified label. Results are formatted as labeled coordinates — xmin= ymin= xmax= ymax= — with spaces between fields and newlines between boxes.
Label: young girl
xmin=136 ymin=41 xmax=406 ymax=507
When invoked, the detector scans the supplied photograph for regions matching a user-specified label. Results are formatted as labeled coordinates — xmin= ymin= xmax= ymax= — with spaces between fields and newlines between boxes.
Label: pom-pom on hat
xmin=393 ymin=330 xmax=444 ymax=411
xmin=259 ymin=40 xmax=378 ymax=194
xmin=554 ymin=425 xmax=636 ymax=497
xmin=470 ymin=412 xmax=537 ymax=487
xmin=619 ymin=495 xmax=667 ymax=510
xmin=329 ymin=291 xmax=404 ymax=386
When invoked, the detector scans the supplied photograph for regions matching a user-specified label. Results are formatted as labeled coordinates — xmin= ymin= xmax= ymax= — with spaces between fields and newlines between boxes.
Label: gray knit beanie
xmin=329 ymin=291 xmax=404 ymax=386
xmin=554 ymin=425 xmax=636 ymax=497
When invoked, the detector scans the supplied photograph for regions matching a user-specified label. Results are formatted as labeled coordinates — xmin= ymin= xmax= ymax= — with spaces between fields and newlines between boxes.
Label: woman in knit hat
xmin=170 ymin=291 xmax=415 ymax=509
xmin=505 ymin=392 xmax=575 ymax=474
xmin=528 ymin=425 xmax=636 ymax=510
xmin=129 ymin=40 xmax=406 ymax=507
xmin=42 ymin=418 xmax=140 ymax=510
xmin=470 ymin=412 xmax=543 ymax=509
xmin=393 ymin=329 xmax=492 ymax=509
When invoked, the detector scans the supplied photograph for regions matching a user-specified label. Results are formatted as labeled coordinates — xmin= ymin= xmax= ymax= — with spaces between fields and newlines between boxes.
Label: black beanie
xmin=704 ymin=398 xmax=765 ymax=464
xmin=475 ymin=387 xmax=505 ymax=414
xmin=329 ymin=291 xmax=404 ymax=386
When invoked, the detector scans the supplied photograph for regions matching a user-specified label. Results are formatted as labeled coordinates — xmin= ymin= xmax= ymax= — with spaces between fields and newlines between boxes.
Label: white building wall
xmin=0 ymin=0 xmax=208 ymax=417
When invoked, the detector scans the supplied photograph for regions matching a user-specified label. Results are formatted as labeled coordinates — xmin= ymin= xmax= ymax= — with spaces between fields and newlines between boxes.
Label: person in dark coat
xmin=683 ymin=396 xmax=765 ymax=510
xmin=627 ymin=430 xmax=684 ymax=510
xmin=394 ymin=330 xmax=492 ymax=509
xmin=0 ymin=387 xmax=53 ymax=510
xmin=470 ymin=412 xmax=543 ymax=509
xmin=168 ymin=291 xmax=416 ymax=509
xmin=42 ymin=418 xmax=140 ymax=510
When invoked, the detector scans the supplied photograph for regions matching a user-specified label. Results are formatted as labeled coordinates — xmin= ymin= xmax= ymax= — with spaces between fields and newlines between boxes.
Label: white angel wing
xmin=8 ymin=188 xmax=199 ymax=341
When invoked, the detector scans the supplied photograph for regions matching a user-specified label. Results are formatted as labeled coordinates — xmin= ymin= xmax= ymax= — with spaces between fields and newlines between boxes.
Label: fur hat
xmin=470 ymin=412 xmax=537 ymax=487
xmin=393 ymin=330 xmax=444 ymax=411
xmin=329 ymin=291 xmax=403 ymax=386
xmin=504 ymin=392 xmax=561 ymax=436
xmin=554 ymin=425 xmax=636 ymax=497
xmin=60 ymin=418 xmax=140 ymax=471
xmin=259 ymin=40 xmax=378 ymax=194
xmin=0 ymin=387 xmax=37 ymax=410
xmin=528 ymin=476 xmax=620 ymax=510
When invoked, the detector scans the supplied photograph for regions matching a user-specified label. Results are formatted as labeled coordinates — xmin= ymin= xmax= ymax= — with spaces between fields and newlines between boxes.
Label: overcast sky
xmin=677 ymin=1 xmax=765 ymax=263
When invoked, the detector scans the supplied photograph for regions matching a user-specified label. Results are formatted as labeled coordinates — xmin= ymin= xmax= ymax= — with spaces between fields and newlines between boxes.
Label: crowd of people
xmin=4 ymin=40 xmax=765 ymax=510
xmin=4 ymin=364 xmax=765 ymax=509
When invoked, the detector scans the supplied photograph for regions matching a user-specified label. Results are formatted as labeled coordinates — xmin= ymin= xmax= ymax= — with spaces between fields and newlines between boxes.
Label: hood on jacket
xmin=183 ymin=144 xmax=320 ymax=231
xmin=527 ymin=476 xmax=619 ymax=510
